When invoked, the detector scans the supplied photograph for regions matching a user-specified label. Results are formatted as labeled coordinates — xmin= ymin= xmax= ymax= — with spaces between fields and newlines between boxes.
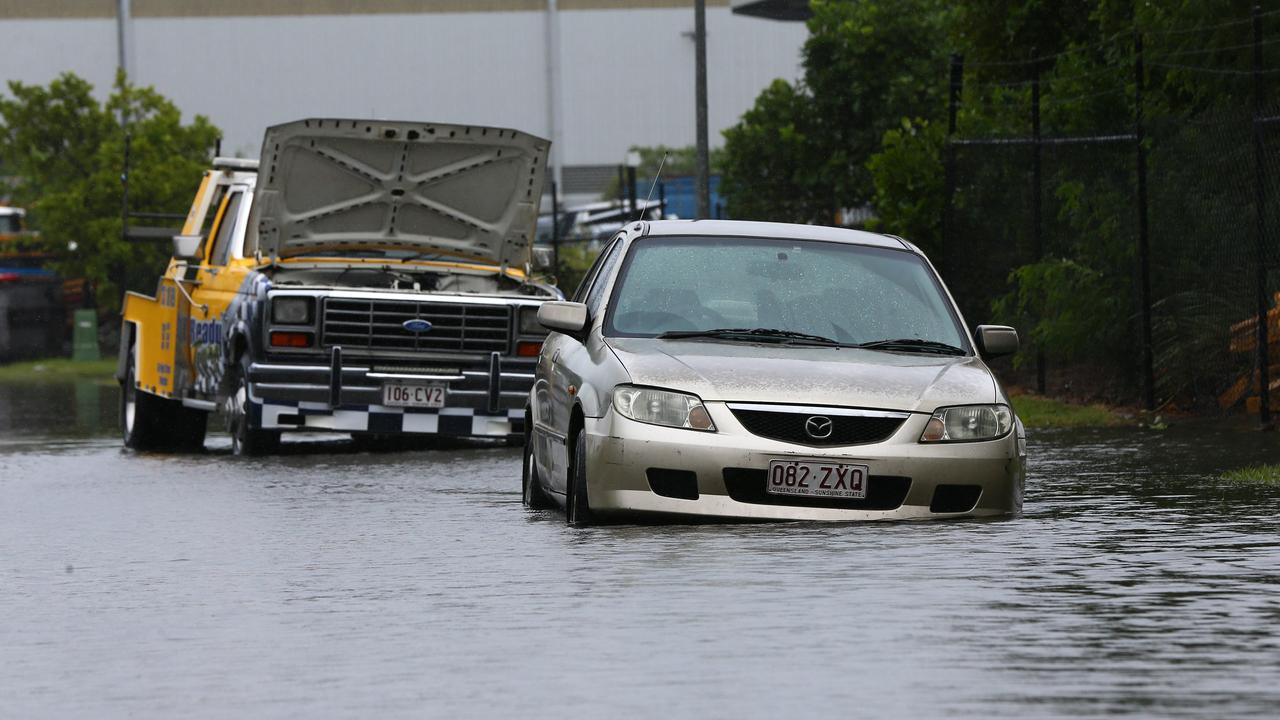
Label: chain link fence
xmin=942 ymin=9 xmax=1280 ymax=417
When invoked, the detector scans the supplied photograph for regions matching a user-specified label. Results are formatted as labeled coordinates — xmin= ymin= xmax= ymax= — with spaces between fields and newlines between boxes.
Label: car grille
xmin=730 ymin=407 xmax=906 ymax=446
xmin=322 ymin=298 xmax=511 ymax=353
xmin=722 ymin=468 xmax=911 ymax=510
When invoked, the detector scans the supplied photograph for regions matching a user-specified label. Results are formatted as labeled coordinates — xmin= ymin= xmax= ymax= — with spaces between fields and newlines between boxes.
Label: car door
xmin=537 ymin=236 xmax=624 ymax=494
xmin=188 ymin=186 xmax=252 ymax=396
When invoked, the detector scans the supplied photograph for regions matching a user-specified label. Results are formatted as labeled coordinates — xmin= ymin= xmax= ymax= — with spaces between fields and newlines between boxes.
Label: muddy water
xmin=1 ymin=382 xmax=1277 ymax=718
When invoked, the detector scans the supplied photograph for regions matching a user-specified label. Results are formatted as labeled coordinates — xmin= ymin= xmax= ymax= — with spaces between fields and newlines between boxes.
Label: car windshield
xmin=603 ymin=235 xmax=968 ymax=351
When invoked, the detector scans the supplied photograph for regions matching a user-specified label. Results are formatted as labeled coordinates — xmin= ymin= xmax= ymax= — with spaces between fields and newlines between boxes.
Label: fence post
xmin=1032 ymin=67 xmax=1047 ymax=394
xmin=1135 ymin=31 xmax=1156 ymax=412
xmin=550 ymin=180 xmax=561 ymax=279
xmin=943 ymin=54 xmax=963 ymax=277
xmin=1253 ymin=3 xmax=1272 ymax=428
xmin=627 ymin=164 xmax=638 ymax=218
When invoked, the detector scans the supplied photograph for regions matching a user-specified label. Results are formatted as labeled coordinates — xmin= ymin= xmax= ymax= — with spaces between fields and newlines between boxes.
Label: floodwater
xmin=2 ymin=381 xmax=1278 ymax=719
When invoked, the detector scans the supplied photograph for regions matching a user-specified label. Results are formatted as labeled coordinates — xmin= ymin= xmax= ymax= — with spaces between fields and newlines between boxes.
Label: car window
xmin=207 ymin=191 xmax=244 ymax=266
xmin=585 ymin=242 xmax=625 ymax=315
xmin=570 ymin=238 xmax=620 ymax=304
xmin=603 ymin=236 xmax=967 ymax=349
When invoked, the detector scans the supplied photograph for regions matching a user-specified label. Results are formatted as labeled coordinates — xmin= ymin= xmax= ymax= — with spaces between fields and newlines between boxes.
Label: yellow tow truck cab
xmin=119 ymin=119 xmax=558 ymax=453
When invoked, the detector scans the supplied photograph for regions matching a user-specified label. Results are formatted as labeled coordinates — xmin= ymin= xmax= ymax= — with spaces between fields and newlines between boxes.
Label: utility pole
xmin=694 ymin=0 xmax=710 ymax=219
xmin=116 ymin=0 xmax=131 ymax=80
xmin=544 ymin=0 xmax=564 ymax=193
xmin=118 ymin=0 xmax=132 ymax=244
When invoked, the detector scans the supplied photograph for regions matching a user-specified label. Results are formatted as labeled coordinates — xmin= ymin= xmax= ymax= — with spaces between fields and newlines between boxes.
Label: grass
xmin=1222 ymin=464 xmax=1280 ymax=486
xmin=1009 ymin=392 xmax=1123 ymax=429
xmin=0 ymin=357 xmax=118 ymax=383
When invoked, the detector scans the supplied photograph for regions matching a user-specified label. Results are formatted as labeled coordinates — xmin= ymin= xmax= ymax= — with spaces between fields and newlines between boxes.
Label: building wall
xmin=0 ymin=2 xmax=807 ymax=176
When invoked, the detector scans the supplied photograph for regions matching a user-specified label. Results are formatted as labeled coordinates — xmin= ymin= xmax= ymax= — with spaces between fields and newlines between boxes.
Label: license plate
xmin=766 ymin=460 xmax=869 ymax=499
xmin=382 ymin=382 xmax=446 ymax=408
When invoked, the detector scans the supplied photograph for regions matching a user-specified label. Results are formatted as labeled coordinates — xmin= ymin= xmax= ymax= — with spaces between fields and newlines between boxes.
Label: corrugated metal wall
xmin=0 ymin=2 xmax=806 ymax=187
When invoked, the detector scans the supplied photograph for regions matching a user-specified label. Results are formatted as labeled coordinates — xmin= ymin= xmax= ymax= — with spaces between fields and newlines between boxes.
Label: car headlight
xmin=518 ymin=306 xmax=544 ymax=334
xmin=272 ymin=296 xmax=312 ymax=324
xmin=919 ymin=404 xmax=1013 ymax=442
xmin=612 ymin=385 xmax=716 ymax=431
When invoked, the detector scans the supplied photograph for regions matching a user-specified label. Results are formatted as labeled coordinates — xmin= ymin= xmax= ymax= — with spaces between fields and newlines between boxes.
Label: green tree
xmin=721 ymin=0 xmax=950 ymax=222
xmin=865 ymin=119 xmax=945 ymax=253
xmin=0 ymin=71 xmax=219 ymax=313
xmin=720 ymin=79 xmax=824 ymax=221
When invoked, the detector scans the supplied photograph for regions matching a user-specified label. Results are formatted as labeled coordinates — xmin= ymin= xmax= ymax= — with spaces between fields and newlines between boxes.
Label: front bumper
xmin=581 ymin=402 xmax=1025 ymax=521
xmin=245 ymin=350 xmax=533 ymax=437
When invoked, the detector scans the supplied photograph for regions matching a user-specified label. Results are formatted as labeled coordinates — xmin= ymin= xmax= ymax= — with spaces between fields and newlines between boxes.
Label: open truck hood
xmin=252 ymin=119 xmax=549 ymax=267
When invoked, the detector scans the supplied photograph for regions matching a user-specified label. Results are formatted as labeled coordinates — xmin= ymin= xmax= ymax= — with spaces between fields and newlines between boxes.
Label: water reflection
xmin=0 ymin=379 xmax=119 ymax=440
xmin=0 ymin=383 xmax=1277 ymax=718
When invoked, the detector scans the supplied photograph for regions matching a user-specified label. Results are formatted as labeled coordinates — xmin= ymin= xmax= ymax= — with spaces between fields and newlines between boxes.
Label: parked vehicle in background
xmin=119 ymin=119 xmax=559 ymax=454
xmin=536 ymin=199 xmax=665 ymax=246
xmin=0 ymin=207 xmax=65 ymax=361
xmin=525 ymin=219 xmax=1025 ymax=524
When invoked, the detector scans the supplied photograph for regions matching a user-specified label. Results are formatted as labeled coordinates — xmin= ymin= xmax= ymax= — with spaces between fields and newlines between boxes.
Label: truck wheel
xmin=121 ymin=345 xmax=207 ymax=452
xmin=522 ymin=438 xmax=555 ymax=509
xmin=226 ymin=358 xmax=279 ymax=456
xmin=566 ymin=429 xmax=595 ymax=526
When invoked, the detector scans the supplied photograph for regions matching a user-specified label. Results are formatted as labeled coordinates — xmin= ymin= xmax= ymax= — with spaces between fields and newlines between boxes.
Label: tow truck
xmin=119 ymin=119 xmax=558 ymax=453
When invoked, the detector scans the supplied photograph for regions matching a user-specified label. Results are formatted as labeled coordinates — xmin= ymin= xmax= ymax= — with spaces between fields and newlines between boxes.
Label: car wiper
xmin=657 ymin=327 xmax=841 ymax=345
xmin=856 ymin=338 xmax=967 ymax=355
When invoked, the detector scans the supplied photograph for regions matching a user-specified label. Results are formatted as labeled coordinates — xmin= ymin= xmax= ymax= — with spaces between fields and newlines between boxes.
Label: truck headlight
xmin=612 ymin=385 xmax=715 ymax=431
xmin=272 ymin=297 xmax=312 ymax=324
xmin=518 ymin=306 xmax=544 ymax=334
xmin=919 ymin=404 xmax=1013 ymax=442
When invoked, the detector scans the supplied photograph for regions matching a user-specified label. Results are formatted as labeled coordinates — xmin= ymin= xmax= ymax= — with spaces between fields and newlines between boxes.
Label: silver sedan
xmin=523 ymin=220 xmax=1025 ymax=524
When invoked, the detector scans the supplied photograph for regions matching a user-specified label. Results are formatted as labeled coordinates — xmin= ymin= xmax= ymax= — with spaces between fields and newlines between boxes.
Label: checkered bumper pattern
xmin=251 ymin=398 xmax=524 ymax=437
xmin=243 ymin=352 xmax=533 ymax=438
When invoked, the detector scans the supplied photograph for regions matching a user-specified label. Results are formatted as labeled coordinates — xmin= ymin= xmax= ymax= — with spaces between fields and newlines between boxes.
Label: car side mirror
xmin=172 ymin=234 xmax=203 ymax=260
xmin=975 ymin=325 xmax=1019 ymax=358
xmin=538 ymin=301 xmax=589 ymax=341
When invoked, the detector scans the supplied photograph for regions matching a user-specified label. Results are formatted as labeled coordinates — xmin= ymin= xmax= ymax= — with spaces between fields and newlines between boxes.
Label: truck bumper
xmin=245 ymin=350 xmax=531 ymax=438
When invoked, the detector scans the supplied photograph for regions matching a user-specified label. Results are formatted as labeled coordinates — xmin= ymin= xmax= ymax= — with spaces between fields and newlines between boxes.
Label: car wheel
xmin=121 ymin=343 xmax=207 ymax=452
xmin=566 ymin=429 xmax=595 ymax=526
xmin=522 ymin=438 xmax=555 ymax=509
xmin=225 ymin=358 xmax=279 ymax=456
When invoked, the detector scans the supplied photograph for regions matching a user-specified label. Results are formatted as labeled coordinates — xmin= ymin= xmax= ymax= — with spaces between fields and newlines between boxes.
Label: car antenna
xmin=636 ymin=152 xmax=668 ymax=222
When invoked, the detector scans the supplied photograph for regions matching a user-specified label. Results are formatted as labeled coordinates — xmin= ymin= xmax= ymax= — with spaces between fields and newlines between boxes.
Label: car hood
xmin=252 ymin=119 xmax=549 ymax=267
xmin=606 ymin=337 xmax=997 ymax=413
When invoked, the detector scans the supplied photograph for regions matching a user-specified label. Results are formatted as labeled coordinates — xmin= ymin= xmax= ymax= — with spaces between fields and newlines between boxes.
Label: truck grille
xmin=321 ymin=298 xmax=511 ymax=353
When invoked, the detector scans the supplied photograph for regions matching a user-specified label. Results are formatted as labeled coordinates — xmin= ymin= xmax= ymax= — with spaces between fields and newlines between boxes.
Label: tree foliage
xmin=721 ymin=0 xmax=949 ymax=222
xmin=0 ymin=72 xmax=219 ymax=313
xmin=722 ymin=0 xmax=1280 ymax=402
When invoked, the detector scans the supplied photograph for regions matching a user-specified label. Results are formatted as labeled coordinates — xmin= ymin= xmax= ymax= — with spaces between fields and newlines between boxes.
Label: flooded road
xmin=2 ymin=381 xmax=1278 ymax=718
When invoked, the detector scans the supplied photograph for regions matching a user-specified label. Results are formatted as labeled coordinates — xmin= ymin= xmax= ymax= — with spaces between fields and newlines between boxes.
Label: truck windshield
xmin=603 ymin=235 xmax=968 ymax=350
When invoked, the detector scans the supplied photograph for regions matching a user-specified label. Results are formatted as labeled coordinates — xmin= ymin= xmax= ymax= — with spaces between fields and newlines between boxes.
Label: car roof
xmin=638 ymin=219 xmax=910 ymax=251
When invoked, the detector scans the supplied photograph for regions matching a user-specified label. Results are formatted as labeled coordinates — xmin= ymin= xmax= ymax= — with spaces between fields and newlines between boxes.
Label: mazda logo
xmin=804 ymin=415 xmax=834 ymax=439
xmin=402 ymin=319 xmax=433 ymax=333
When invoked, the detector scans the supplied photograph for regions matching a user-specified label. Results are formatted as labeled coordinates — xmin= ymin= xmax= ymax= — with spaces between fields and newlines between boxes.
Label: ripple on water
xmin=0 ymin=392 xmax=1277 ymax=718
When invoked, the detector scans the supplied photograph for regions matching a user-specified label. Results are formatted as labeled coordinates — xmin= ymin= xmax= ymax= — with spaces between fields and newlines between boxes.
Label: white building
xmin=0 ymin=1 xmax=807 ymax=199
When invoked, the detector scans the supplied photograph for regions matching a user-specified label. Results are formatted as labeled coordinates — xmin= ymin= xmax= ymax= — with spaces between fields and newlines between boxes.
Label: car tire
xmin=522 ymin=438 xmax=555 ymax=509
xmin=225 ymin=357 xmax=280 ymax=456
xmin=121 ymin=343 xmax=207 ymax=452
xmin=566 ymin=429 xmax=595 ymax=526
